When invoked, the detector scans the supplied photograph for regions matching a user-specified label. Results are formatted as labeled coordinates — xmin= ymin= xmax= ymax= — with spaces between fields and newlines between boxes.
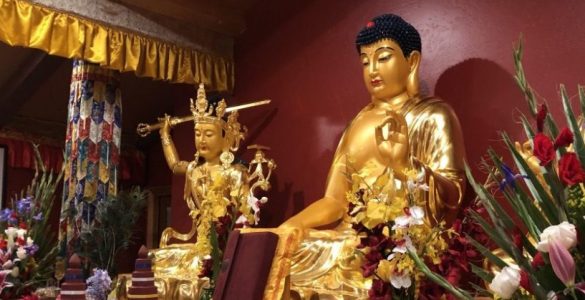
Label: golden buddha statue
xmin=142 ymin=84 xmax=274 ymax=299
xmin=280 ymin=14 xmax=467 ymax=299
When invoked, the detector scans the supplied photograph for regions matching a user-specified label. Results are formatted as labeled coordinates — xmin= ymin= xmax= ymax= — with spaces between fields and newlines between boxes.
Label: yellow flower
xmin=212 ymin=203 xmax=227 ymax=218
xmin=376 ymin=259 xmax=393 ymax=281
xmin=211 ymin=172 xmax=226 ymax=189
xmin=382 ymin=226 xmax=390 ymax=237
xmin=363 ymin=201 xmax=391 ymax=229
xmin=396 ymin=255 xmax=415 ymax=274
xmin=386 ymin=196 xmax=407 ymax=220
xmin=372 ymin=169 xmax=391 ymax=193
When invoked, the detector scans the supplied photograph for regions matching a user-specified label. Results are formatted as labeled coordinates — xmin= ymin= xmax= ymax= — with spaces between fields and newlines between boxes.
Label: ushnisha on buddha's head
xmin=356 ymin=14 xmax=422 ymax=102
xmin=190 ymin=84 xmax=244 ymax=164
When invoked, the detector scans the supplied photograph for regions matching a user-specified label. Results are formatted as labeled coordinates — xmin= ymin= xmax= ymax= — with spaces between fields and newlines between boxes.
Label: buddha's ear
xmin=406 ymin=50 xmax=421 ymax=98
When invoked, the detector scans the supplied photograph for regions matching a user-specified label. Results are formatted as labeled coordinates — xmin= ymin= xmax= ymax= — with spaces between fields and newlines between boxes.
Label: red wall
xmin=168 ymin=1 xmax=585 ymax=229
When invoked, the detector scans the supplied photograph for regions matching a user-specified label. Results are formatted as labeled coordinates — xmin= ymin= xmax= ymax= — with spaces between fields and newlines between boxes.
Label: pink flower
xmin=549 ymin=239 xmax=575 ymax=286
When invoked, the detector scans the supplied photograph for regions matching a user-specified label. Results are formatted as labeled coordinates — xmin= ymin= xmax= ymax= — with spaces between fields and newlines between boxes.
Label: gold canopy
xmin=0 ymin=0 xmax=234 ymax=91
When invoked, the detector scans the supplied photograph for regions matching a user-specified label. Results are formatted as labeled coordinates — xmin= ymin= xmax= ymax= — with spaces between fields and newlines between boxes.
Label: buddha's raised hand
xmin=375 ymin=110 xmax=410 ymax=173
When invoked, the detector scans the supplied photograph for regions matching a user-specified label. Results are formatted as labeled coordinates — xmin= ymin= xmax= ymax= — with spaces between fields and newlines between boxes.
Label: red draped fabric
xmin=0 ymin=136 xmax=144 ymax=182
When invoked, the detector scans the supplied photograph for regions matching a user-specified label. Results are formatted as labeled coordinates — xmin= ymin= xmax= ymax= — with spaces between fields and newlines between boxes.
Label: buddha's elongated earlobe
xmin=406 ymin=51 xmax=421 ymax=98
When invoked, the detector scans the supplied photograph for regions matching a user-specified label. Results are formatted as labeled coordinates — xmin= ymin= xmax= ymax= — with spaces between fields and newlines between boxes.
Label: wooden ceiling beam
xmin=111 ymin=0 xmax=247 ymax=37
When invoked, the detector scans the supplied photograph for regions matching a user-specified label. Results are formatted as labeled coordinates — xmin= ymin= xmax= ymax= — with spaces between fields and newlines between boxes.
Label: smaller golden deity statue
xmin=136 ymin=84 xmax=275 ymax=299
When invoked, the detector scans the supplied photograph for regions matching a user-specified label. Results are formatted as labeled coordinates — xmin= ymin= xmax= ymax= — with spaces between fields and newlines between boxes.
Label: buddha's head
xmin=356 ymin=14 xmax=422 ymax=101
xmin=190 ymin=84 xmax=245 ymax=164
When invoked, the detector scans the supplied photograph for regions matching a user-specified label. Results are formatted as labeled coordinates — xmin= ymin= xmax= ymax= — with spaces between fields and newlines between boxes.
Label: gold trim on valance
xmin=0 ymin=0 xmax=234 ymax=91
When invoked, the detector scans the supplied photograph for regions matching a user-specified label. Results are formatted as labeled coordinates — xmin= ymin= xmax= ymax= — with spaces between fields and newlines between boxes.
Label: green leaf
xmin=408 ymin=249 xmax=473 ymax=300
xmin=562 ymin=84 xmax=585 ymax=171
xmin=470 ymin=263 xmax=494 ymax=282
xmin=466 ymin=233 xmax=507 ymax=270
xmin=502 ymin=134 xmax=559 ymax=224
xmin=579 ymin=85 xmax=585 ymax=116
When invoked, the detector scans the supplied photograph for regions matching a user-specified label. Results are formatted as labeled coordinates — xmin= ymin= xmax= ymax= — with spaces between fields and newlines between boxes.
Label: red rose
xmin=554 ymin=127 xmax=574 ymax=149
xmin=531 ymin=252 xmax=544 ymax=268
xmin=559 ymin=152 xmax=585 ymax=186
xmin=519 ymin=270 xmax=533 ymax=293
xmin=536 ymin=104 xmax=547 ymax=132
xmin=533 ymin=133 xmax=555 ymax=166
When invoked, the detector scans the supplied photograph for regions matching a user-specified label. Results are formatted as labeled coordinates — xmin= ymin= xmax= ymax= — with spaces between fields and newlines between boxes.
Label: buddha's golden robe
xmin=289 ymin=96 xmax=466 ymax=299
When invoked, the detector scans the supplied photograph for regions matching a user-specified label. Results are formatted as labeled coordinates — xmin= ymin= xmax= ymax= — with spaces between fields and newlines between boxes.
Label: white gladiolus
xmin=489 ymin=265 xmax=521 ymax=299
xmin=16 ymin=247 xmax=27 ymax=260
xmin=4 ymin=227 xmax=17 ymax=249
xmin=16 ymin=228 xmax=27 ymax=239
xmin=11 ymin=266 xmax=19 ymax=278
xmin=536 ymin=221 xmax=577 ymax=252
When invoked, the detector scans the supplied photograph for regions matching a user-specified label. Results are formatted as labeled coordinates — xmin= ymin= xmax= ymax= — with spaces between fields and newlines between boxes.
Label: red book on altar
xmin=213 ymin=230 xmax=279 ymax=300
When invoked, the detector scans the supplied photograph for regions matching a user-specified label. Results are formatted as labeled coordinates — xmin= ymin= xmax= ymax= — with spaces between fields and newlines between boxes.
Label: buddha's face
xmin=194 ymin=123 xmax=224 ymax=162
xmin=360 ymin=39 xmax=413 ymax=101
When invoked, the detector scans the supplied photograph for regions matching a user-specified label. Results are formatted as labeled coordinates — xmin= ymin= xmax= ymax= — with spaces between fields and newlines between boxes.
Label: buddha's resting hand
xmin=279 ymin=217 xmax=308 ymax=240
xmin=375 ymin=110 xmax=410 ymax=175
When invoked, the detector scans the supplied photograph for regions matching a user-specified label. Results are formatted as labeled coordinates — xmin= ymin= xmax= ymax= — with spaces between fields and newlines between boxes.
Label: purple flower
xmin=24 ymin=243 xmax=39 ymax=256
xmin=16 ymin=197 xmax=32 ymax=214
xmin=32 ymin=213 xmax=43 ymax=221
xmin=0 ymin=209 xmax=12 ymax=222
xmin=86 ymin=268 xmax=112 ymax=300
xmin=499 ymin=164 xmax=528 ymax=191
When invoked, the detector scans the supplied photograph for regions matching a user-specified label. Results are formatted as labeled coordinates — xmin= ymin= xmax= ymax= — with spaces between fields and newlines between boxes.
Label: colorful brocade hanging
xmin=58 ymin=59 xmax=122 ymax=258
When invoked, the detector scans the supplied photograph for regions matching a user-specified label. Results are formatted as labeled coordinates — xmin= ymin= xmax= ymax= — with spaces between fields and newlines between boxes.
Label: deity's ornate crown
xmin=190 ymin=83 xmax=246 ymax=151
xmin=190 ymin=83 xmax=227 ymax=126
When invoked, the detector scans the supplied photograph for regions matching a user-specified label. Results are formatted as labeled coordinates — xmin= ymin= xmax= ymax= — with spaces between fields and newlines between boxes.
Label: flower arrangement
xmin=85 ymin=268 xmax=112 ymax=300
xmin=346 ymin=166 xmax=458 ymax=299
xmin=417 ymin=40 xmax=585 ymax=300
xmin=0 ymin=145 xmax=62 ymax=298
xmin=469 ymin=40 xmax=585 ymax=299
xmin=196 ymin=169 xmax=271 ymax=300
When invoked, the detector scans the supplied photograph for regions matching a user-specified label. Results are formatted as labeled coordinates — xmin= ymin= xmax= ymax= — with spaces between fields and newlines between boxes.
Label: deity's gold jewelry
xmin=161 ymin=134 xmax=172 ymax=146
xmin=220 ymin=151 xmax=235 ymax=169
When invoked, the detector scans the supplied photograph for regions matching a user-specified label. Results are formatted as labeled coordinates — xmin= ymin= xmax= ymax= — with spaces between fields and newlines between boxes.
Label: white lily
xmin=390 ymin=273 xmax=412 ymax=289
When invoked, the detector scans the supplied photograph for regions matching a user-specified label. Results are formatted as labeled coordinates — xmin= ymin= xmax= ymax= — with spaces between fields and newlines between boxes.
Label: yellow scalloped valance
xmin=0 ymin=0 xmax=234 ymax=91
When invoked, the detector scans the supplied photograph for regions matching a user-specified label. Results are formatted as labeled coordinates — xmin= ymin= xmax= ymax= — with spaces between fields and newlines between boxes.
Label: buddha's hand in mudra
xmin=375 ymin=110 xmax=410 ymax=173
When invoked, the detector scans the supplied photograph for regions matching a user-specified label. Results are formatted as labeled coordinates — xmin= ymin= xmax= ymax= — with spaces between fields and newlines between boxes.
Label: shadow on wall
xmin=434 ymin=58 xmax=527 ymax=180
